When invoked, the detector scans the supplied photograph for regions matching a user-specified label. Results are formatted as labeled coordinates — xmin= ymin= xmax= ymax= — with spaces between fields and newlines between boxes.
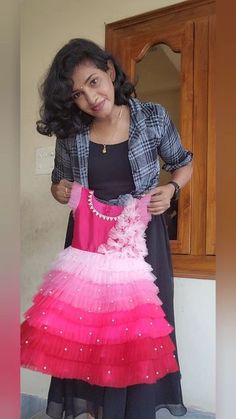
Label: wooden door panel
xmin=107 ymin=23 xmax=194 ymax=255
xmin=206 ymin=14 xmax=216 ymax=255
xmin=171 ymin=21 xmax=194 ymax=254
xmin=191 ymin=17 xmax=209 ymax=255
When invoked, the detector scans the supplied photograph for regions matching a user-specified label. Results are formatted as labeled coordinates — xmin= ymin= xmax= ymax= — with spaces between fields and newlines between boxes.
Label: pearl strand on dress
xmin=88 ymin=191 xmax=120 ymax=221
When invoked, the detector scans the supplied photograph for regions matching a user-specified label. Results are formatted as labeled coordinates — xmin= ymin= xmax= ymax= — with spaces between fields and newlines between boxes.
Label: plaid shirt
xmin=52 ymin=98 xmax=193 ymax=205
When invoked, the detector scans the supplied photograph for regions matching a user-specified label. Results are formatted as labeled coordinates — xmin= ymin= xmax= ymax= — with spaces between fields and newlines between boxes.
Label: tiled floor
xmin=156 ymin=409 xmax=215 ymax=419
xmin=21 ymin=394 xmax=215 ymax=419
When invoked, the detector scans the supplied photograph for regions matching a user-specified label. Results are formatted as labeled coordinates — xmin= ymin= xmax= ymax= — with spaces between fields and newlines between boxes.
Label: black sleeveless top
xmin=88 ymin=140 xmax=135 ymax=201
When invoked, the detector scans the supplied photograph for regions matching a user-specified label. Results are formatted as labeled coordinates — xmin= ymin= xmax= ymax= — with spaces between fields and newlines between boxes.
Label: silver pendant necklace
xmin=100 ymin=106 xmax=123 ymax=154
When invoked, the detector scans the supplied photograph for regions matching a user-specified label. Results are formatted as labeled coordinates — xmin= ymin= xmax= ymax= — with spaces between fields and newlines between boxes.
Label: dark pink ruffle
xmin=21 ymin=322 xmax=178 ymax=387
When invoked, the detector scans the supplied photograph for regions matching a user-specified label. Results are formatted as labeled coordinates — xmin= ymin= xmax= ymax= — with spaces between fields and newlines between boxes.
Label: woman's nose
xmin=84 ymin=88 xmax=97 ymax=105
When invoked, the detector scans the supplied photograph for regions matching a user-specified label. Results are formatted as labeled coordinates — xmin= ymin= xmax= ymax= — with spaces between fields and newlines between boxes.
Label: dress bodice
xmin=71 ymin=187 xmax=124 ymax=253
xmin=69 ymin=182 xmax=151 ymax=257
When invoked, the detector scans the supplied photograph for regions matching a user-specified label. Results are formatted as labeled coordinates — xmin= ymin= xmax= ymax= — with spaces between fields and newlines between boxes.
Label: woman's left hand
xmin=147 ymin=184 xmax=175 ymax=215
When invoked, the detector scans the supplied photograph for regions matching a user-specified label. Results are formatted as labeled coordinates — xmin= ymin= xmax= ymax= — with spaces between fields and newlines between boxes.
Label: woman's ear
xmin=107 ymin=60 xmax=116 ymax=82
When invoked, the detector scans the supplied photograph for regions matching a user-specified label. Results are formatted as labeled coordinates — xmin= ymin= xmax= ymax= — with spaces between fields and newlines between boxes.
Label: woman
xmin=37 ymin=38 xmax=193 ymax=419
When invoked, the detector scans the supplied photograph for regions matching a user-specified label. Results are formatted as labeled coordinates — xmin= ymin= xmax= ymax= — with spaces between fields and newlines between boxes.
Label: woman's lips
xmin=91 ymin=100 xmax=105 ymax=112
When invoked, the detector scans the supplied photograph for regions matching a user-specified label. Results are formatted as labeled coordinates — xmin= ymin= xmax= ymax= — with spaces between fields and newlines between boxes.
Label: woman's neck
xmin=90 ymin=105 xmax=130 ymax=145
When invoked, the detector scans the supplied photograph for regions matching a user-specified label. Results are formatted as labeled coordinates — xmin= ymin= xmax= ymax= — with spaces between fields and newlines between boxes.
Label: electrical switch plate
xmin=35 ymin=146 xmax=55 ymax=175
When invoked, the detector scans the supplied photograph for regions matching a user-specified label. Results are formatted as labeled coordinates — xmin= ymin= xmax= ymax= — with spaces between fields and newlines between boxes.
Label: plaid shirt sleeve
xmin=158 ymin=107 xmax=193 ymax=172
xmin=51 ymin=138 xmax=74 ymax=183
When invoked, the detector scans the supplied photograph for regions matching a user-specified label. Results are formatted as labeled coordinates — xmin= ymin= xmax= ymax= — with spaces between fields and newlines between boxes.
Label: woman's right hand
xmin=51 ymin=179 xmax=74 ymax=204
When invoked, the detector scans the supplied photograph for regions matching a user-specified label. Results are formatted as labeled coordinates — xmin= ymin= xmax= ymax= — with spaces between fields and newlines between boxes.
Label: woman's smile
xmin=90 ymin=99 xmax=106 ymax=112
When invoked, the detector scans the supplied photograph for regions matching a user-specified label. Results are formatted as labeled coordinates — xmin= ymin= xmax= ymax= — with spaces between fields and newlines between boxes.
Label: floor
xmin=25 ymin=411 xmax=215 ymax=419
xmin=21 ymin=394 xmax=215 ymax=419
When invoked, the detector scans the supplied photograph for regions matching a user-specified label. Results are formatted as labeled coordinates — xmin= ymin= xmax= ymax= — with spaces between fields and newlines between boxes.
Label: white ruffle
xmin=98 ymin=197 xmax=151 ymax=258
xmin=48 ymin=246 xmax=156 ymax=284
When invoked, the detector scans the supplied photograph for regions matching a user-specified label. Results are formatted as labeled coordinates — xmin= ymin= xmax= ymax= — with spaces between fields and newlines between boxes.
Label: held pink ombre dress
xmin=21 ymin=182 xmax=179 ymax=387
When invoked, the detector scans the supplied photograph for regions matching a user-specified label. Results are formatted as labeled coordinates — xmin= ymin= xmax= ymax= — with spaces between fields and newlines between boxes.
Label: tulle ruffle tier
xmin=21 ymin=246 xmax=179 ymax=387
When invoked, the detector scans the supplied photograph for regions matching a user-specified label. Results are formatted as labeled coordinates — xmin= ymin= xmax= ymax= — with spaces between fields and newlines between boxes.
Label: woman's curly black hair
xmin=36 ymin=38 xmax=135 ymax=139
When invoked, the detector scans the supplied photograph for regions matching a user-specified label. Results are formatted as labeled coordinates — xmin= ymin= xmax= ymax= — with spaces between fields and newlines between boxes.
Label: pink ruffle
xmin=48 ymin=247 xmax=154 ymax=282
xmin=22 ymin=324 xmax=175 ymax=363
xmin=24 ymin=303 xmax=172 ymax=345
xmin=68 ymin=182 xmax=82 ymax=213
xmin=21 ymin=323 xmax=179 ymax=387
xmin=21 ymin=349 xmax=179 ymax=387
xmin=26 ymin=297 xmax=163 ymax=326
xmin=37 ymin=273 xmax=161 ymax=311
xmin=136 ymin=194 xmax=151 ymax=225
xmin=45 ymin=263 xmax=155 ymax=286
xmin=98 ymin=197 xmax=151 ymax=258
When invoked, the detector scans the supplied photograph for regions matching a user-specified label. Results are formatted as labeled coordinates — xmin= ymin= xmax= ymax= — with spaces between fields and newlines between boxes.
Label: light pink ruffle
xmin=68 ymin=182 xmax=82 ymax=213
xmin=98 ymin=196 xmax=151 ymax=258
xmin=48 ymin=246 xmax=155 ymax=283
xmin=38 ymin=273 xmax=161 ymax=311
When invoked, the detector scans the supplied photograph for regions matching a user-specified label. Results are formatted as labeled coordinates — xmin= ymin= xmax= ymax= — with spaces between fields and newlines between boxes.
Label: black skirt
xmin=46 ymin=212 xmax=187 ymax=419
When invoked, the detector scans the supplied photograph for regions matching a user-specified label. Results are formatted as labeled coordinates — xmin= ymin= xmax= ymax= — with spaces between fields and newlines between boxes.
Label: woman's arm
xmin=148 ymin=161 xmax=193 ymax=215
xmin=147 ymin=105 xmax=193 ymax=215
xmin=51 ymin=137 xmax=74 ymax=204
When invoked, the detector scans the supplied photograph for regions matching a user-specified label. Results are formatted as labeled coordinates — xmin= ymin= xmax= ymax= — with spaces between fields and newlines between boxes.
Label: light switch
xmin=35 ymin=146 xmax=55 ymax=175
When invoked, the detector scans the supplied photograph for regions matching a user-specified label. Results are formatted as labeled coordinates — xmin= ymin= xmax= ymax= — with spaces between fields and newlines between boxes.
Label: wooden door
xmin=106 ymin=0 xmax=216 ymax=278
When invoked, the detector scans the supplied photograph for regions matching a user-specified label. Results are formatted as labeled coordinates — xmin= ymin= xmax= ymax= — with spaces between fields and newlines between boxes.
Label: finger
xmin=64 ymin=180 xmax=73 ymax=190
xmin=63 ymin=188 xmax=70 ymax=198
xmin=61 ymin=194 xmax=70 ymax=204
xmin=148 ymin=187 xmax=162 ymax=196
xmin=150 ymin=194 xmax=170 ymax=203
xmin=149 ymin=196 xmax=164 ymax=204
xmin=60 ymin=179 xmax=73 ymax=189
xmin=148 ymin=200 xmax=166 ymax=208
xmin=149 ymin=191 xmax=163 ymax=198
xmin=148 ymin=208 xmax=166 ymax=215
xmin=149 ymin=192 xmax=165 ymax=200
xmin=148 ymin=206 xmax=162 ymax=213
xmin=148 ymin=202 xmax=170 ymax=211
xmin=150 ymin=192 xmax=169 ymax=202
xmin=60 ymin=182 xmax=73 ymax=198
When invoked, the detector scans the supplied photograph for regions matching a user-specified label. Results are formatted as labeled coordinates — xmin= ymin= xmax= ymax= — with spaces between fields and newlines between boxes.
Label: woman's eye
xmin=90 ymin=78 xmax=98 ymax=86
xmin=72 ymin=91 xmax=81 ymax=100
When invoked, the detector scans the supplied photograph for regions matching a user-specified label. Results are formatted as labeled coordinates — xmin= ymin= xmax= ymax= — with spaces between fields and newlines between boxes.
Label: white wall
xmin=174 ymin=278 xmax=215 ymax=412
xmin=20 ymin=0 xmax=215 ymax=413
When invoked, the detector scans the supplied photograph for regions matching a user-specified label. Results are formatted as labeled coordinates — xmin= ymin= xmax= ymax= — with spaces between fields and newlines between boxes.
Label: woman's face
xmin=71 ymin=60 xmax=116 ymax=118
